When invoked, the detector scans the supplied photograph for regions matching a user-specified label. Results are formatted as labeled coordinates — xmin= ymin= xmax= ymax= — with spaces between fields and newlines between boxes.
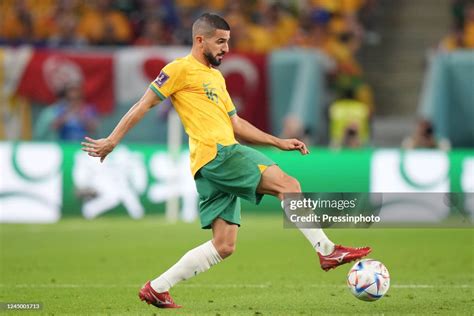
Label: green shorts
xmin=195 ymin=144 xmax=276 ymax=229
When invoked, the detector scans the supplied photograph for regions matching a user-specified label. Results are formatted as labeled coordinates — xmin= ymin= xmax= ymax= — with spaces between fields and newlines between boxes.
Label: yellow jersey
xmin=149 ymin=54 xmax=237 ymax=176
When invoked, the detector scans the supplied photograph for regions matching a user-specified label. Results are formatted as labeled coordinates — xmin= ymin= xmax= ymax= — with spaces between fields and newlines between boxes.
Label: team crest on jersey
xmin=154 ymin=71 xmax=170 ymax=87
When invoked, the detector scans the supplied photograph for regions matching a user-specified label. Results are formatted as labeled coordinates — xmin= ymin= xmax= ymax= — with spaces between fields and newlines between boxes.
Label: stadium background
xmin=0 ymin=0 xmax=473 ymax=314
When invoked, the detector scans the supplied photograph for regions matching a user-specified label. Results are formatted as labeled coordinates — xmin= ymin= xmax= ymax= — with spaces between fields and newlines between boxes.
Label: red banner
xmin=114 ymin=49 xmax=269 ymax=131
xmin=220 ymin=53 xmax=268 ymax=132
xmin=16 ymin=50 xmax=114 ymax=114
xmin=14 ymin=49 xmax=269 ymax=128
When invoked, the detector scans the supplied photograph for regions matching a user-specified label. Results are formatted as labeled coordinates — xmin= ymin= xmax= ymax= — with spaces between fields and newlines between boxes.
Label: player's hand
xmin=276 ymin=138 xmax=309 ymax=155
xmin=81 ymin=137 xmax=116 ymax=162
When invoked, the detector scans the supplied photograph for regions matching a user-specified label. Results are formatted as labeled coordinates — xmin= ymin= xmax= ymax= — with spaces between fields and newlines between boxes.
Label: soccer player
xmin=81 ymin=13 xmax=371 ymax=309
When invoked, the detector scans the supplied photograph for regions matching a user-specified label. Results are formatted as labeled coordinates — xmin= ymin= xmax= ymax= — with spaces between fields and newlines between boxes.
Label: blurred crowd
xmin=1 ymin=0 xmax=379 ymax=145
xmin=401 ymin=0 xmax=474 ymax=151
xmin=0 ymin=0 xmax=377 ymax=49
xmin=439 ymin=0 xmax=474 ymax=51
xmin=0 ymin=0 xmax=377 ymax=98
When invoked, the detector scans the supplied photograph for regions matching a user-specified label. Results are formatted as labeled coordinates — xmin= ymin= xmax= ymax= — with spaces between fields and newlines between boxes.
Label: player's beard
xmin=204 ymin=50 xmax=223 ymax=67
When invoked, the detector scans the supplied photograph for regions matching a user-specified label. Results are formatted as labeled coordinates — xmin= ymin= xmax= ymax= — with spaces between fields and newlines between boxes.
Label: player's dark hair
xmin=192 ymin=13 xmax=230 ymax=38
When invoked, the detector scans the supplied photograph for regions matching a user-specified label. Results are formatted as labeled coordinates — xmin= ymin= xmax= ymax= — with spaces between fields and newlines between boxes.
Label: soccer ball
xmin=347 ymin=259 xmax=390 ymax=301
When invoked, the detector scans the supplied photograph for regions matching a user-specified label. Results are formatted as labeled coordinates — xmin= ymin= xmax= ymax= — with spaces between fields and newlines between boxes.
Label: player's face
xmin=203 ymin=29 xmax=230 ymax=66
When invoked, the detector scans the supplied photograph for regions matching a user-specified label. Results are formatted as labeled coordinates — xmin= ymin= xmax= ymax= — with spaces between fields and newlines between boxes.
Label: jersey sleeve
xmin=149 ymin=61 xmax=186 ymax=100
xmin=219 ymin=75 xmax=236 ymax=117
xmin=223 ymin=89 xmax=237 ymax=117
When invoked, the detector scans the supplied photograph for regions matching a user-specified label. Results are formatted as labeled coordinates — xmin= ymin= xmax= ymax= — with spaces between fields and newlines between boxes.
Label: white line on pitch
xmin=0 ymin=284 xmax=472 ymax=289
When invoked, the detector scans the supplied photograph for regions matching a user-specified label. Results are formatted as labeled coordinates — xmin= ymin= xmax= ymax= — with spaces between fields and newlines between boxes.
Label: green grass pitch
xmin=1 ymin=215 xmax=473 ymax=315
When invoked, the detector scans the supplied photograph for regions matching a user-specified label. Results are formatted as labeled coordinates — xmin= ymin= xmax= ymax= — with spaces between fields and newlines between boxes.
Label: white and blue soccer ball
xmin=347 ymin=259 xmax=390 ymax=301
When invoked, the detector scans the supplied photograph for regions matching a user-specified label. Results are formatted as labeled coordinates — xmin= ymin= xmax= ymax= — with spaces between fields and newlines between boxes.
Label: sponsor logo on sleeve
xmin=154 ymin=71 xmax=170 ymax=88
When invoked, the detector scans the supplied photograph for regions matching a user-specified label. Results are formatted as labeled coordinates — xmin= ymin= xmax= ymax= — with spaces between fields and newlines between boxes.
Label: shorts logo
xmin=154 ymin=71 xmax=169 ymax=88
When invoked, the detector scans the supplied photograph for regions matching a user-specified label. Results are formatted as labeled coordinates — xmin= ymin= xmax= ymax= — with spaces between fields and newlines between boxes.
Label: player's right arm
xmin=81 ymin=88 xmax=161 ymax=162
xmin=82 ymin=60 xmax=185 ymax=162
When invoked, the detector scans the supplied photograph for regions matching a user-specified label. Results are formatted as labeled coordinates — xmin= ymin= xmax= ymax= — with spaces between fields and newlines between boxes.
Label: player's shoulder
xmin=171 ymin=55 xmax=192 ymax=65
xmin=164 ymin=56 xmax=190 ymax=72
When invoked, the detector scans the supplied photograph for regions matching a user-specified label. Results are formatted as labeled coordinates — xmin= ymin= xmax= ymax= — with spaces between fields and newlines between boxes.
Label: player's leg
xmin=149 ymin=235 xmax=223 ymax=291
xmin=211 ymin=217 xmax=238 ymax=259
xmin=256 ymin=165 xmax=335 ymax=255
xmin=148 ymin=218 xmax=235 ymax=293
xmin=140 ymin=173 xmax=239 ymax=308
xmin=140 ymin=228 xmax=223 ymax=308
xmin=140 ymin=218 xmax=235 ymax=308
xmin=256 ymin=165 xmax=371 ymax=271
xmin=205 ymin=144 xmax=327 ymax=254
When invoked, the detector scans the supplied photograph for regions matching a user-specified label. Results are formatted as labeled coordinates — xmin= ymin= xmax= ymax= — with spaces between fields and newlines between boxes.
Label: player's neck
xmin=191 ymin=49 xmax=211 ymax=68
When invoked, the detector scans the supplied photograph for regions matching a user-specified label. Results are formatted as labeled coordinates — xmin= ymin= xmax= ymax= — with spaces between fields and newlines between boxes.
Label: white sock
xmin=150 ymin=240 xmax=222 ymax=293
xmin=299 ymin=228 xmax=335 ymax=256
xmin=281 ymin=201 xmax=335 ymax=256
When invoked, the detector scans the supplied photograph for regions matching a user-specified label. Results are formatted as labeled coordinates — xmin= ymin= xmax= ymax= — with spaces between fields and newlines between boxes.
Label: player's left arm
xmin=230 ymin=114 xmax=309 ymax=155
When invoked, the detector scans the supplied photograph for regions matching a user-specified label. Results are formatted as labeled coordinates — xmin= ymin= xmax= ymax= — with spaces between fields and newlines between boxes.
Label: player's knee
xmin=215 ymin=242 xmax=236 ymax=259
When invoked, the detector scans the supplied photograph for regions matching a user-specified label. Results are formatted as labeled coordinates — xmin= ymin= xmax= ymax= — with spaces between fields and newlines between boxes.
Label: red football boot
xmin=138 ymin=281 xmax=181 ymax=309
xmin=318 ymin=245 xmax=372 ymax=271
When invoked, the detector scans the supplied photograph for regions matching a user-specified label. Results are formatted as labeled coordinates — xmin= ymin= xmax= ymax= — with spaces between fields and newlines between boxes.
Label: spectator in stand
xmin=47 ymin=0 xmax=85 ymax=48
xmin=132 ymin=0 xmax=179 ymax=43
xmin=134 ymin=18 xmax=169 ymax=46
xmin=172 ymin=8 xmax=197 ymax=46
xmin=303 ymin=9 xmax=336 ymax=50
xmin=329 ymin=88 xmax=370 ymax=148
xmin=254 ymin=1 xmax=298 ymax=49
xmin=325 ymin=12 xmax=375 ymax=114
xmin=402 ymin=119 xmax=451 ymax=150
xmin=174 ymin=0 xmax=203 ymax=11
xmin=452 ymin=0 xmax=469 ymax=27
xmin=51 ymin=84 xmax=99 ymax=141
xmin=464 ymin=2 xmax=474 ymax=47
xmin=300 ymin=8 xmax=373 ymax=110
xmin=0 ymin=0 xmax=35 ymax=44
xmin=224 ymin=3 xmax=249 ymax=51
xmin=333 ymin=73 xmax=375 ymax=116
xmin=341 ymin=124 xmax=362 ymax=148
xmin=0 ymin=0 xmax=377 ymax=56
xmin=297 ymin=8 xmax=358 ymax=67
xmin=0 ymin=0 xmax=80 ymax=45
xmin=440 ymin=0 xmax=474 ymax=50
xmin=224 ymin=2 xmax=274 ymax=53
xmin=312 ymin=0 xmax=366 ymax=16
xmin=439 ymin=24 xmax=464 ymax=51
xmin=78 ymin=0 xmax=132 ymax=45
xmin=48 ymin=12 xmax=86 ymax=48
